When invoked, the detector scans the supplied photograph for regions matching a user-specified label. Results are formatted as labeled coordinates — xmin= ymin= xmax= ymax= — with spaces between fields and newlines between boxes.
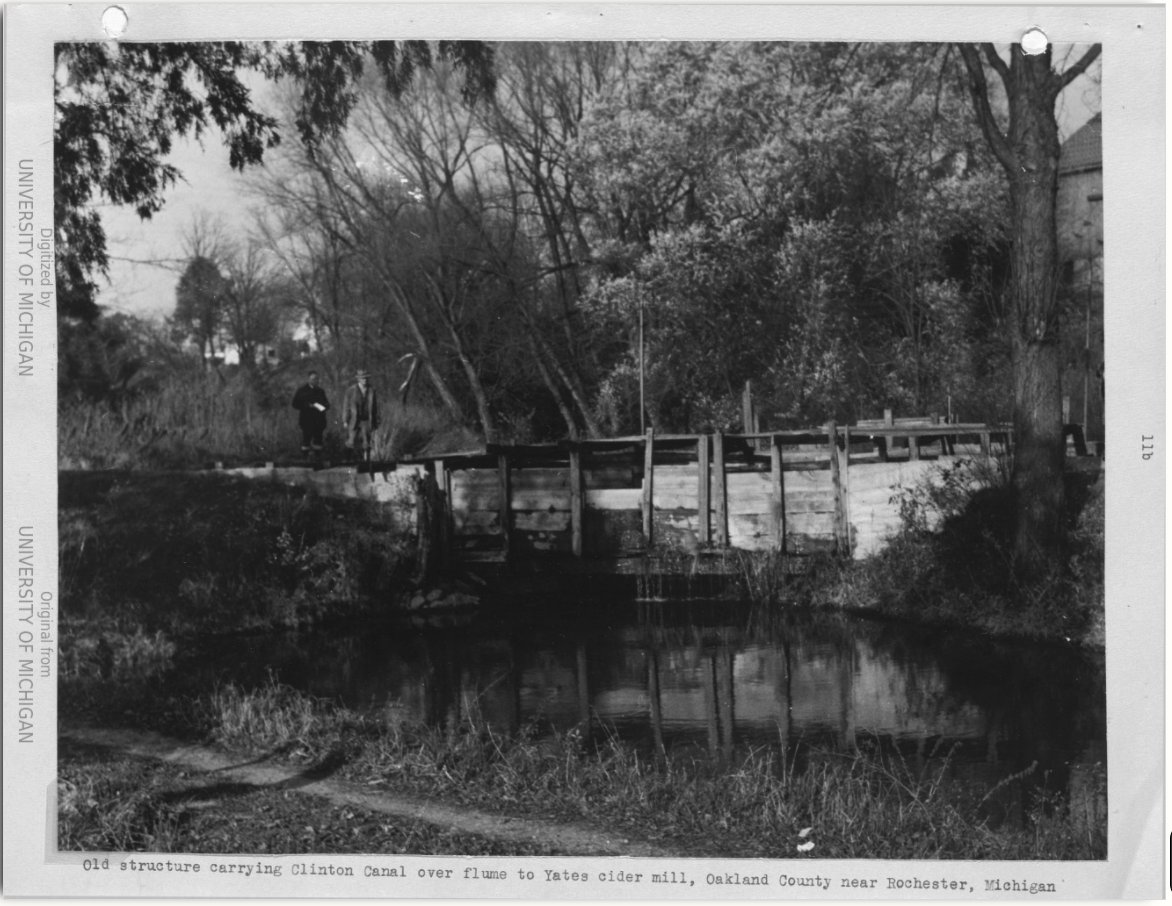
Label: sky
xmin=93 ymin=48 xmax=1103 ymax=323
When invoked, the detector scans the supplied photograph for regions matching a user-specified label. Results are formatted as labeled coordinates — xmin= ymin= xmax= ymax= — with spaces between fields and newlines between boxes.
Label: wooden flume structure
xmin=403 ymin=420 xmax=1011 ymax=574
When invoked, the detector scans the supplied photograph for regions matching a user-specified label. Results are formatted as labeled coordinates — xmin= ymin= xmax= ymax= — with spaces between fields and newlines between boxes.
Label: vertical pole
xmin=840 ymin=426 xmax=851 ymax=555
xmin=717 ymin=645 xmax=735 ymax=762
xmin=742 ymin=380 xmax=755 ymax=452
xmin=702 ymin=653 xmax=719 ymax=759
xmin=642 ymin=427 xmax=655 ymax=547
xmin=828 ymin=421 xmax=844 ymax=555
xmin=770 ymin=436 xmax=785 ymax=552
xmin=713 ymin=430 xmax=727 ymax=547
xmin=1083 ymin=279 xmax=1091 ymax=433
xmin=881 ymin=407 xmax=894 ymax=462
xmin=434 ymin=459 xmax=451 ymax=571
xmin=647 ymin=648 xmax=665 ymax=756
xmin=697 ymin=435 xmax=711 ymax=545
xmin=442 ymin=463 xmax=453 ymax=569
xmin=569 ymin=447 xmax=584 ymax=558
xmin=839 ymin=643 xmax=857 ymax=752
xmin=909 ymin=432 xmax=920 ymax=461
xmin=639 ymin=295 xmax=646 ymax=435
xmin=980 ymin=431 xmax=991 ymax=457
xmin=576 ymin=642 xmax=591 ymax=733
xmin=497 ymin=452 xmax=511 ymax=560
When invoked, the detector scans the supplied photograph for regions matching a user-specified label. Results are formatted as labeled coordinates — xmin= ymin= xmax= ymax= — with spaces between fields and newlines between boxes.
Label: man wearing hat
xmin=343 ymin=369 xmax=380 ymax=462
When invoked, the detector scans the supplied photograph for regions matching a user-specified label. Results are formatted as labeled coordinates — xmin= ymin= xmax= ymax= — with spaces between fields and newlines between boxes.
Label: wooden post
xmin=697 ymin=435 xmax=711 ymax=545
xmin=980 ymin=431 xmax=991 ymax=457
xmin=702 ymin=654 xmax=719 ymax=759
xmin=642 ymin=427 xmax=655 ymax=547
xmin=717 ymin=646 xmax=735 ymax=761
xmin=576 ymin=642 xmax=591 ymax=733
xmin=713 ymin=431 xmax=728 ymax=547
xmin=742 ymin=380 xmax=758 ymax=451
xmin=828 ymin=420 xmax=844 ymax=555
xmin=839 ymin=426 xmax=851 ymax=555
xmin=647 ymin=648 xmax=665 ymax=755
xmin=880 ymin=407 xmax=894 ymax=461
xmin=770 ymin=435 xmax=785 ymax=552
xmin=497 ymin=452 xmax=511 ymax=559
xmin=909 ymin=432 xmax=920 ymax=461
xmin=569 ymin=447 xmax=584 ymax=557
xmin=434 ymin=459 xmax=451 ymax=571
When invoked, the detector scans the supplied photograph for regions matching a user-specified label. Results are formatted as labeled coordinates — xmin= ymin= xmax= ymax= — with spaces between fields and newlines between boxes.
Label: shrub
xmin=808 ymin=458 xmax=1105 ymax=646
xmin=59 ymin=472 xmax=414 ymax=637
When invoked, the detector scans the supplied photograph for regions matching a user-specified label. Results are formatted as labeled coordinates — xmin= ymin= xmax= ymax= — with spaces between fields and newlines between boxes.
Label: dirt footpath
xmin=61 ymin=726 xmax=672 ymax=858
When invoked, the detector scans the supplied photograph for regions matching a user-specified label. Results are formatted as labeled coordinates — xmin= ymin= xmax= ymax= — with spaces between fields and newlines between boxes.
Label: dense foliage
xmin=237 ymin=42 xmax=1017 ymax=441
xmin=57 ymin=40 xmax=1099 ymax=583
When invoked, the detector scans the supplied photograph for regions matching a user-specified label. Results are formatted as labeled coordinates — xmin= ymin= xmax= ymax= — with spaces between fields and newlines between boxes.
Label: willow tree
xmin=958 ymin=41 xmax=1101 ymax=580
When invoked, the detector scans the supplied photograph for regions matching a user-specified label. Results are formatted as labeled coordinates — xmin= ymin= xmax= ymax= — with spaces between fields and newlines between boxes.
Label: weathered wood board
xmin=232 ymin=442 xmax=1001 ymax=568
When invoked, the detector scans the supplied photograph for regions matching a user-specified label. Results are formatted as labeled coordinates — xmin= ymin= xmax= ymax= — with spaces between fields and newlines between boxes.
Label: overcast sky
xmin=93 ymin=49 xmax=1102 ymax=323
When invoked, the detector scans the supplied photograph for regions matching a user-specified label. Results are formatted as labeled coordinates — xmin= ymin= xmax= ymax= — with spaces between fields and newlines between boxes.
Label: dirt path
xmin=61 ymin=726 xmax=674 ymax=858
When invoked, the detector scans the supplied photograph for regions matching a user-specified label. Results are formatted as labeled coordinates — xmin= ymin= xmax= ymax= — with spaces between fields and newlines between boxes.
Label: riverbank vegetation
xmin=58 ymin=469 xmax=1105 ymax=859
xmin=59 ymin=676 xmax=1105 ymax=860
xmin=59 ymin=739 xmax=555 ymax=856
xmin=800 ymin=461 xmax=1105 ymax=647
xmin=59 ymin=470 xmax=413 ymax=649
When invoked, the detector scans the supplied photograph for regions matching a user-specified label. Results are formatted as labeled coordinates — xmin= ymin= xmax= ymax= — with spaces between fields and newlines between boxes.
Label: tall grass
xmin=60 ymin=368 xmax=287 ymax=470
xmin=59 ymin=364 xmax=483 ymax=470
xmin=196 ymin=679 xmax=1105 ymax=860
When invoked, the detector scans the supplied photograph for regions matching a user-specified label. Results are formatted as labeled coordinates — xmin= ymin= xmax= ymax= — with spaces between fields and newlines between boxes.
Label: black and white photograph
xmin=3 ymin=3 xmax=1164 ymax=899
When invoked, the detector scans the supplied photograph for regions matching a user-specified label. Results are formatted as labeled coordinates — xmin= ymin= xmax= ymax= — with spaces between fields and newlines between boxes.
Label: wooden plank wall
xmin=440 ymin=446 xmax=981 ymax=562
xmin=234 ymin=440 xmax=993 ymax=564
xmin=846 ymin=458 xmax=962 ymax=559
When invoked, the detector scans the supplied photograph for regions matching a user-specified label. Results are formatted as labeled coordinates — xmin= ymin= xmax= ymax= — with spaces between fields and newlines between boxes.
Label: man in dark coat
xmin=291 ymin=370 xmax=330 ymax=457
xmin=343 ymin=368 xmax=379 ymax=462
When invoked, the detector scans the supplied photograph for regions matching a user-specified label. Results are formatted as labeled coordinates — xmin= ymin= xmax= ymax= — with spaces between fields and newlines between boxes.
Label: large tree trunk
xmin=959 ymin=41 xmax=1100 ymax=581
xmin=1006 ymin=87 xmax=1065 ymax=579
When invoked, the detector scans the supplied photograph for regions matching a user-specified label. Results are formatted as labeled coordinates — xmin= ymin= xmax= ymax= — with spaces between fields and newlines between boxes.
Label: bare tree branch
xmin=957 ymin=43 xmax=1017 ymax=173
xmin=980 ymin=42 xmax=1011 ymax=87
xmin=1056 ymin=43 xmax=1102 ymax=92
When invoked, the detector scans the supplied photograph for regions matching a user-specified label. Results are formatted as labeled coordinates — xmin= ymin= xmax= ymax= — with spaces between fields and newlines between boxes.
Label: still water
xmin=186 ymin=597 xmax=1106 ymax=809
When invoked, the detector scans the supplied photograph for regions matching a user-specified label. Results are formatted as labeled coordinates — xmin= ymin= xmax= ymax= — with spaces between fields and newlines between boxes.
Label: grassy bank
xmin=59 ymin=739 xmax=556 ymax=856
xmin=60 ymin=470 xmax=414 ymax=649
xmin=209 ymin=682 xmax=1106 ymax=859
xmin=60 ymin=678 xmax=1105 ymax=860
xmin=58 ymin=469 xmax=1105 ymax=859
xmin=59 ymin=364 xmax=479 ymax=471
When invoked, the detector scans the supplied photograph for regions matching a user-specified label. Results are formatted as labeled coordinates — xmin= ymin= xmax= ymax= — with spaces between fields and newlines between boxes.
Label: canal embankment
xmin=57 ymin=467 xmax=1106 ymax=859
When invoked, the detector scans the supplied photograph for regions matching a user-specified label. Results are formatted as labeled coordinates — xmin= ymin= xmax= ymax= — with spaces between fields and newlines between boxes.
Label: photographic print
xmin=4 ymin=3 xmax=1164 ymax=899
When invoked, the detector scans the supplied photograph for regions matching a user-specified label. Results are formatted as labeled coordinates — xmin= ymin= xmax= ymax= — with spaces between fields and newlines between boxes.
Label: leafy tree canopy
xmin=54 ymin=40 xmax=495 ymax=321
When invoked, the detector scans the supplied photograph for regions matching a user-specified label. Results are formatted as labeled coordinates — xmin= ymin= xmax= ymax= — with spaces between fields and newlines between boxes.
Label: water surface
xmin=183 ymin=597 xmax=1106 ymax=816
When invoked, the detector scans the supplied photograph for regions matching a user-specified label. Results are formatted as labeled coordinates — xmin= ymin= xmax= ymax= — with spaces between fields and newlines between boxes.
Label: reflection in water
xmin=186 ymin=599 xmax=1105 ymax=810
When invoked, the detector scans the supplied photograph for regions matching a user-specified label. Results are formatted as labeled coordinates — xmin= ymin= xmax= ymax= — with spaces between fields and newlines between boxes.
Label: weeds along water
xmin=60 ymin=671 xmax=1105 ymax=860
xmin=57 ymin=468 xmax=1106 ymax=858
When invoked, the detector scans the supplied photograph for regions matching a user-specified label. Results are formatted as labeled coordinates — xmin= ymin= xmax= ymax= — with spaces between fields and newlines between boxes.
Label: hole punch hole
xmin=1021 ymin=27 xmax=1048 ymax=55
xmin=102 ymin=6 xmax=128 ymax=39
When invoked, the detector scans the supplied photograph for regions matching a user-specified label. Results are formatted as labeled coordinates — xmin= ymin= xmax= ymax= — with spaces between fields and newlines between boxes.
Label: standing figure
xmin=343 ymin=368 xmax=380 ymax=463
xmin=291 ymin=369 xmax=330 ymax=458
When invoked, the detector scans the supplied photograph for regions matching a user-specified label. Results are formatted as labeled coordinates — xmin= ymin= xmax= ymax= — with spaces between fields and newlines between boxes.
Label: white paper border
xmin=3 ymin=2 xmax=1164 ymax=899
